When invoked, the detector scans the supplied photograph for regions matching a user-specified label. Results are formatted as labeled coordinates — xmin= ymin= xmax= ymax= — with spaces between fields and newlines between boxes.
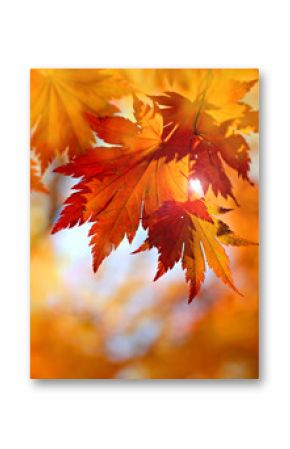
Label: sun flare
xmin=189 ymin=178 xmax=204 ymax=197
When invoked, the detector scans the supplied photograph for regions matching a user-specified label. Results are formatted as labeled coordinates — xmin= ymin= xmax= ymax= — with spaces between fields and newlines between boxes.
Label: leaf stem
xmin=193 ymin=90 xmax=206 ymax=132
xmin=193 ymin=69 xmax=213 ymax=132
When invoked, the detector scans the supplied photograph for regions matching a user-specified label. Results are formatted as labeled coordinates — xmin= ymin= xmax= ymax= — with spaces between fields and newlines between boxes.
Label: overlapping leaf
xmin=134 ymin=200 xmax=255 ymax=302
xmin=153 ymin=91 xmax=255 ymax=202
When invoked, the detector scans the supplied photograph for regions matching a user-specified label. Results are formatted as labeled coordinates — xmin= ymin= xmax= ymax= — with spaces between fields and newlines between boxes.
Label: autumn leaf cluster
xmin=30 ymin=68 xmax=259 ymax=302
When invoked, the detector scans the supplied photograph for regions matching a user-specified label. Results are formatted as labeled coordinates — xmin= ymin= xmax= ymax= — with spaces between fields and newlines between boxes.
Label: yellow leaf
xmin=192 ymin=217 xmax=240 ymax=294
xmin=30 ymin=69 xmax=130 ymax=171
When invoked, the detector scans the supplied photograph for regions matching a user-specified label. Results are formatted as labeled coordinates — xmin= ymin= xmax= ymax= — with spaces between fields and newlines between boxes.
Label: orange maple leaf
xmin=30 ymin=69 xmax=130 ymax=171
xmin=120 ymin=68 xmax=258 ymax=123
xmin=52 ymin=100 xmax=191 ymax=271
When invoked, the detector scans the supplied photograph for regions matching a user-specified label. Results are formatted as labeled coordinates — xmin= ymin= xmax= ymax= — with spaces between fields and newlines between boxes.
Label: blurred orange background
xmin=30 ymin=70 xmax=259 ymax=379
